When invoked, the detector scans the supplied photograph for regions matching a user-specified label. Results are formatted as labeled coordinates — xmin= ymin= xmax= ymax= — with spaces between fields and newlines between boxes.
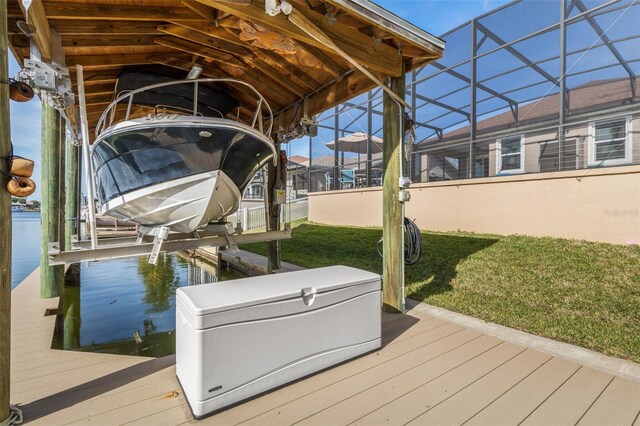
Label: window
xmin=588 ymin=117 xmax=632 ymax=167
xmin=496 ymin=135 xmax=524 ymax=174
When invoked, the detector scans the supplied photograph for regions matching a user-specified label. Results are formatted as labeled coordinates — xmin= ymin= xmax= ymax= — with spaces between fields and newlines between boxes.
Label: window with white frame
xmin=496 ymin=135 xmax=524 ymax=174
xmin=588 ymin=116 xmax=632 ymax=167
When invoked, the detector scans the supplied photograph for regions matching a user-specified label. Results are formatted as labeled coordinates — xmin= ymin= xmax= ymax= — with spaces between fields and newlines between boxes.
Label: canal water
xmin=11 ymin=212 xmax=245 ymax=358
xmin=11 ymin=211 xmax=42 ymax=289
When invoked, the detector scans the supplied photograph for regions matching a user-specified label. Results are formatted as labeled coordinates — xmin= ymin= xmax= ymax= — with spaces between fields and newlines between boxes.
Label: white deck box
xmin=176 ymin=265 xmax=381 ymax=418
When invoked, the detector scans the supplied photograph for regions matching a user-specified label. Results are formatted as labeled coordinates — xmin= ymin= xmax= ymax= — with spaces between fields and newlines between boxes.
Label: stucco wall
xmin=308 ymin=165 xmax=640 ymax=244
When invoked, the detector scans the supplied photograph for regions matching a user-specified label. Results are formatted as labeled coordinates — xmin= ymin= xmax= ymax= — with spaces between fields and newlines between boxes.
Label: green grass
xmin=242 ymin=222 xmax=640 ymax=363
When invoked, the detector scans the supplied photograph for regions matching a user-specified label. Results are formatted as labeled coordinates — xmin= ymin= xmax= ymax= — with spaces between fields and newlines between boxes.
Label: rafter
xmin=157 ymin=24 xmax=251 ymax=57
xmin=17 ymin=0 xmax=52 ymax=61
xmin=153 ymin=36 xmax=245 ymax=68
xmin=44 ymin=3 xmax=206 ymax=22
xmin=194 ymin=0 xmax=403 ymax=77
xmin=51 ymin=20 xmax=162 ymax=36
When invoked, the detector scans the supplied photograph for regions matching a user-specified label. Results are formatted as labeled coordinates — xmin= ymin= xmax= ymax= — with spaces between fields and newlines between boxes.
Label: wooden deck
xmin=10 ymin=268 xmax=640 ymax=425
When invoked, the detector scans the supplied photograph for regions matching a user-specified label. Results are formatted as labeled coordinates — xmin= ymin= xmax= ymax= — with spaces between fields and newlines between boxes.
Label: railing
xmin=227 ymin=198 xmax=309 ymax=232
xmin=95 ymin=78 xmax=274 ymax=139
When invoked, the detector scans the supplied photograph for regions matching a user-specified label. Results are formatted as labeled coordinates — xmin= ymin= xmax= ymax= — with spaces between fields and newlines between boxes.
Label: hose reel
xmin=376 ymin=217 xmax=422 ymax=265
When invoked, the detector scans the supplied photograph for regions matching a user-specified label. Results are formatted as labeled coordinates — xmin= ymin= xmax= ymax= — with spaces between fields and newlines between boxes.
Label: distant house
xmin=415 ymin=78 xmax=639 ymax=181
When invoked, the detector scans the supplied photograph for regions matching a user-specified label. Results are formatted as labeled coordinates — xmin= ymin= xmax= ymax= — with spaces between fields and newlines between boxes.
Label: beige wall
xmin=309 ymin=165 xmax=640 ymax=244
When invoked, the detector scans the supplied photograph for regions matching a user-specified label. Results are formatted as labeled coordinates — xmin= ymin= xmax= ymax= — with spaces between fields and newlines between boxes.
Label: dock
xmin=10 ymin=268 xmax=640 ymax=425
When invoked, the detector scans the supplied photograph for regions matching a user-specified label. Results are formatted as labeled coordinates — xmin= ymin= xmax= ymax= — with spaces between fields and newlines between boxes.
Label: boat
xmin=11 ymin=203 xmax=25 ymax=212
xmin=91 ymin=74 xmax=277 ymax=234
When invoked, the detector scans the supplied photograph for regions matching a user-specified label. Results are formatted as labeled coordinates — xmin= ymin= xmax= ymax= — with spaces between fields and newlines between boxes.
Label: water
xmin=54 ymin=254 xmax=245 ymax=358
xmin=11 ymin=211 xmax=41 ymax=289
xmin=9 ymin=211 xmax=246 ymax=358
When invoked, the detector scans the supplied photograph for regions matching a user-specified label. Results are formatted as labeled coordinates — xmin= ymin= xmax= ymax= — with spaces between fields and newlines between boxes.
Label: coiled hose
xmin=377 ymin=217 xmax=422 ymax=265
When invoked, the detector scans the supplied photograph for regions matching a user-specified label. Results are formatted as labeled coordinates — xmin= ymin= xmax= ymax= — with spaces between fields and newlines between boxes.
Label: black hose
xmin=376 ymin=217 xmax=422 ymax=265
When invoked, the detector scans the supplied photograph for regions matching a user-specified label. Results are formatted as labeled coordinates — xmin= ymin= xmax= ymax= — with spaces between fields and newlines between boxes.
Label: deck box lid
xmin=176 ymin=265 xmax=380 ymax=317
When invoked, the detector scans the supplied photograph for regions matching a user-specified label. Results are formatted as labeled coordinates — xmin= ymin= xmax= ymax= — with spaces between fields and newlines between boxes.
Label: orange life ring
xmin=7 ymin=177 xmax=36 ymax=197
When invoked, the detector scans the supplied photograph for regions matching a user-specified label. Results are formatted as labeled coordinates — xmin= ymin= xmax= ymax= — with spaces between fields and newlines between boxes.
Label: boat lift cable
xmin=376 ymin=217 xmax=422 ymax=265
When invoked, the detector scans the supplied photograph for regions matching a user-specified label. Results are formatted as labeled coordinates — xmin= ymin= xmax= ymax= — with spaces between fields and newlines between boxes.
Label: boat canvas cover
xmin=115 ymin=73 xmax=239 ymax=118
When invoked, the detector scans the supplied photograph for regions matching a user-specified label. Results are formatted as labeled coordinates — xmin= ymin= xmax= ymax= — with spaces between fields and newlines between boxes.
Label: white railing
xmin=227 ymin=198 xmax=308 ymax=232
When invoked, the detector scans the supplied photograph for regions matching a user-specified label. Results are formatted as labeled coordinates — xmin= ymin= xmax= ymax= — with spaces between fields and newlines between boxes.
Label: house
xmin=414 ymin=78 xmax=639 ymax=182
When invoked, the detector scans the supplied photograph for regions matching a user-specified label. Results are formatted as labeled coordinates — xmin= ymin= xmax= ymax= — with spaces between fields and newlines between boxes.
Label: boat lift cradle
xmin=46 ymin=65 xmax=291 ymax=266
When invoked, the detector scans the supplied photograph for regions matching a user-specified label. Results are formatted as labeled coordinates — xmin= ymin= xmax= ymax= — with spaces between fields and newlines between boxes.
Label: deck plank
xmin=407 ymin=349 xmax=551 ymax=425
xmin=352 ymin=342 xmax=526 ymax=425
xmin=296 ymin=335 xmax=503 ymax=425
xmin=521 ymin=367 xmax=614 ymax=425
xmin=577 ymin=377 xmax=640 ymax=426
xmin=466 ymin=356 xmax=581 ymax=425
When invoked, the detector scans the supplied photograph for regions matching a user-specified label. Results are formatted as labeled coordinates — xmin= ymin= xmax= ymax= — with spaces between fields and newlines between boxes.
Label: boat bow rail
xmin=95 ymin=78 xmax=275 ymax=140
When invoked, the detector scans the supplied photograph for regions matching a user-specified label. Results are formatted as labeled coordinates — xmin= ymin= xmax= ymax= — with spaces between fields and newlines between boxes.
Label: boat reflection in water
xmin=54 ymin=253 xmax=243 ymax=357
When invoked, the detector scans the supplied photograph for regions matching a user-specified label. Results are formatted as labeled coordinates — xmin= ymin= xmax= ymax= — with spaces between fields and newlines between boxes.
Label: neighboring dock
xmin=10 ymin=267 xmax=640 ymax=425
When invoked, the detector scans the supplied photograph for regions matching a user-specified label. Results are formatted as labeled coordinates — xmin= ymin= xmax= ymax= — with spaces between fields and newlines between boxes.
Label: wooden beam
xmin=61 ymin=35 xmax=157 ymax=48
xmin=287 ymin=7 xmax=409 ymax=109
xmin=250 ymin=48 xmax=321 ymax=91
xmin=65 ymin=53 xmax=153 ymax=68
xmin=51 ymin=20 xmax=162 ymax=36
xmin=18 ymin=0 xmax=52 ymax=61
xmin=194 ymin=0 xmax=403 ymax=76
xmin=153 ymin=36 xmax=300 ymax=102
xmin=168 ymin=21 xmax=248 ymax=48
xmin=44 ymin=3 xmax=206 ymax=22
xmin=280 ymin=69 xmax=376 ymax=127
xmin=153 ymin=36 xmax=245 ymax=68
xmin=64 ymin=139 xmax=80 ymax=251
xmin=0 ymin=1 xmax=12 ymax=421
xmin=297 ymin=42 xmax=347 ymax=78
xmin=382 ymin=65 xmax=405 ymax=313
xmin=180 ymin=0 xmax=218 ymax=22
xmin=157 ymin=24 xmax=251 ymax=57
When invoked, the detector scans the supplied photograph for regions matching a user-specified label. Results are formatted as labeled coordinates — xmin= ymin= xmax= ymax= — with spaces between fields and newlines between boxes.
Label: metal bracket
xmin=48 ymin=229 xmax=292 ymax=266
xmin=148 ymin=226 xmax=170 ymax=265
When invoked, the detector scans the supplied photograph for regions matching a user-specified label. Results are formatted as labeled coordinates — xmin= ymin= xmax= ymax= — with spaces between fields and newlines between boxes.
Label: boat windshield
xmin=92 ymin=125 xmax=274 ymax=204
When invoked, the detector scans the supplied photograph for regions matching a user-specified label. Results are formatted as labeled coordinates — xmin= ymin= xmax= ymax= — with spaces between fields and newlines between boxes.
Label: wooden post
xmin=266 ymin=146 xmax=281 ymax=273
xmin=64 ymin=138 xmax=79 ymax=251
xmin=40 ymin=103 xmax=65 ymax=298
xmin=1 ymin=1 xmax=13 ymax=420
xmin=382 ymin=68 xmax=405 ymax=313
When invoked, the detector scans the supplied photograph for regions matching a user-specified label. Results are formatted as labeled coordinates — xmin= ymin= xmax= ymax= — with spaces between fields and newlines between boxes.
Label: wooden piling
xmin=40 ymin=103 xmax=64 ymax=298
xmin=266 ymin=148 xmax=281 ymax=273
xmin=64 ymin=137 xmax=79 ymax=251
xmin=1 ymin=0 xmax=13 ymax=420
xmin=382 ymin=70 xmax=405 ymax=313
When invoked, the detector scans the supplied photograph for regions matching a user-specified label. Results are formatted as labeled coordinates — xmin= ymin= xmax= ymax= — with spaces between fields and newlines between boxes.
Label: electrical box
xmin=274 ymin=188 xmax=286 ymax=204
xmin=176 ymin=266 xmax=381 ymax=418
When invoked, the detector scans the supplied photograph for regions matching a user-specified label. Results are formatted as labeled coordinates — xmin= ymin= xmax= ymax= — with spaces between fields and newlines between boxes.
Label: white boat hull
xmin=101 ymin=170 xmax=241 ymax=234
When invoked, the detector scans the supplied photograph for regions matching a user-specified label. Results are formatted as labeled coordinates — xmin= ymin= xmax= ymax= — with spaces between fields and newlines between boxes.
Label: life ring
xmin=7 ymin=177 xmax=36 ymax=197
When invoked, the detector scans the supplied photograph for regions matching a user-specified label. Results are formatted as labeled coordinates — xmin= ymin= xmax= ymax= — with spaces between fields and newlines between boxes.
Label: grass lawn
xmin=242 ymin=222 xmax=640 ymax=363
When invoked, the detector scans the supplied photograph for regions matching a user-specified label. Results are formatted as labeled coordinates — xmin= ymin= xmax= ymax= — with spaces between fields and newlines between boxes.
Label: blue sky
xmin=8 ymin=0 xmax=510 ymax=199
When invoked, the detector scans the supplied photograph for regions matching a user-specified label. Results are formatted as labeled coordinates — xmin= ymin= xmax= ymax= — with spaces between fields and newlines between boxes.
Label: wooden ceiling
xmin=7 ymin=0 xmax=444 ymax=136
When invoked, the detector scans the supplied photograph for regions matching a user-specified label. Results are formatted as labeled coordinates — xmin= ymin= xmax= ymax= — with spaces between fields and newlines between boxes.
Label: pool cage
xmin=289 ymin=0 xmax=640 ymax=193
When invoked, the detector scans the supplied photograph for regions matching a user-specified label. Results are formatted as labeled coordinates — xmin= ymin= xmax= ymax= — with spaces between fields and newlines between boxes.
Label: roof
xmin=417 ymin=78 xmax=640 ymax=148
xmin=7 ymin=0 xmax=444 ymax=136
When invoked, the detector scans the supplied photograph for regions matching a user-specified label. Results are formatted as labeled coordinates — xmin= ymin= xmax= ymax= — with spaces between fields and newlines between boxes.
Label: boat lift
xmin=39 ymin=63 xmax=291 ymax=267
